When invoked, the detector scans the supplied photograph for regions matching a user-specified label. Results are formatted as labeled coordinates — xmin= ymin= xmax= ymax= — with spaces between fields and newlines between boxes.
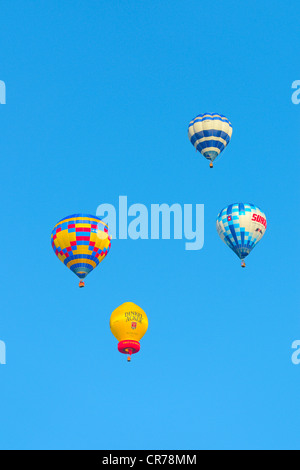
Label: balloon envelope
xmin=216 ymin=203 xmax=267 ymax=262
xmin=51 ymin=214 xmax=111 ymax=282
xmin=188 ymin=113 xmax=232 ymax=164
xmin=110 ymin=302 xmax=148 ymax=360
xmin=110 ymin=302 xmax=148 ymax=343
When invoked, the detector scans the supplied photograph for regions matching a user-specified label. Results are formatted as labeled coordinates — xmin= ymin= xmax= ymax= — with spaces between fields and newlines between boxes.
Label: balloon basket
xmin=79 ymin=281 xmax=85 ymax=288
xmin=241 ymin=261 xmax=246 ymax=268
xmin=210 ymin=162 xmax=214 ymax=169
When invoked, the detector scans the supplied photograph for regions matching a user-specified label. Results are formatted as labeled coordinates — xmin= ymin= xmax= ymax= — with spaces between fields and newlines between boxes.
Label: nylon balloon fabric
xmin=216 ymin=203 xmax=267 ymax=262
xmin=51 ymin=214 xmax=111 ymax=281
xmin=188 ymin=113 xmax=233 ymax=164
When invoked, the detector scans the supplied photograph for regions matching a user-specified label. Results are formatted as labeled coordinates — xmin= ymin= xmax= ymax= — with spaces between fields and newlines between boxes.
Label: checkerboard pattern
xmin=216 ymin=203 xmax=267 ymax=261
xmin=188 ymin=113 xmax=233 ymax=163
xmin=51 ymin=214 xmax=111 ymax=280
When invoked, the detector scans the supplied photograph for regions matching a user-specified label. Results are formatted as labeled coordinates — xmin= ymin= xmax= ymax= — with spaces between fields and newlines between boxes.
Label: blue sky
xmin=0 ymin=0 xmax=299 ymax=450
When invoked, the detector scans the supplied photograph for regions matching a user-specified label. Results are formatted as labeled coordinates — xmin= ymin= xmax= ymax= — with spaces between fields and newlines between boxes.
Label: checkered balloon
xmin=51 ymin=214 xmax=111 ymax=285
xmin=216 ymin=203 xmax=267 ymax=266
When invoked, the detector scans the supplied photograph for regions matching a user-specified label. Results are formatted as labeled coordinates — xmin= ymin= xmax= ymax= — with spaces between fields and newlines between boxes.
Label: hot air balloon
xmin=110 ymin=302 xmax=148 ymax=363
xmin=216 ymin=203 xmax=267 ymax=267
xmin=51 ymin=214 xmax=111 ymax=288
xmin=188 ymin=113 xmax=233 ymax=168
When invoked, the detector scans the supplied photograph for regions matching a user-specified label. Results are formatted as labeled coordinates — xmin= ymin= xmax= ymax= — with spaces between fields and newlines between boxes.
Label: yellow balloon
xmin=110 ymin=302 xmax=148 ymax=362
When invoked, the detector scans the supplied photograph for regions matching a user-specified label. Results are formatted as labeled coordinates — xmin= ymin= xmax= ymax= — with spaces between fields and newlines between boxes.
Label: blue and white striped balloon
xmin=216 ymin=203 xmax=267 ymax=267
xmin=188 ymin=113 xmax=233 ymax=167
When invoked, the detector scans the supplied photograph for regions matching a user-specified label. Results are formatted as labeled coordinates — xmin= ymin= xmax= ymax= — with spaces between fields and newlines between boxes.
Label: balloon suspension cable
xmin=127 ymin=348 xmax=133 ymax=363
xmin=241 ymin=260 xmax=246 ymax=268
xmin=79 ymin=280 xmax=85 ymax=288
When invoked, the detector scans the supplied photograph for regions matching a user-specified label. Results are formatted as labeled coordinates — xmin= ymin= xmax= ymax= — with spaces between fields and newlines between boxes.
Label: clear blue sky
xmin=0 ymin=0 xmax=299 ymax=450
